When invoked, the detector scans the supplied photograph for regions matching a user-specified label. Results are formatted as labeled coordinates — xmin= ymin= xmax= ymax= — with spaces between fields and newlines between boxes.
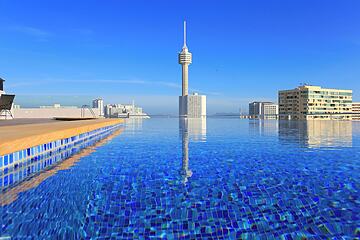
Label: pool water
xmin=0 ymin=118 xmax=359 ymax=239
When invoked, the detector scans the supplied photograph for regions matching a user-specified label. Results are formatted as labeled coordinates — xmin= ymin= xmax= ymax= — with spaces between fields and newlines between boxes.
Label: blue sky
xmin=0 ymin=0 xmax=359 ymax=114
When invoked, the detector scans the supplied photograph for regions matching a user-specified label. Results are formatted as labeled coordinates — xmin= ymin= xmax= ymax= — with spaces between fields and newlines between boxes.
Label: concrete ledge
xmin=0 ymin=119 xmax=123 ymax=156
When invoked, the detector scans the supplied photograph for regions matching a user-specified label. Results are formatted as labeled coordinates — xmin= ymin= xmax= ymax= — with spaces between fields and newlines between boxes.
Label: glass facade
xmin=279 ymin=86 xmax=353 ymax=120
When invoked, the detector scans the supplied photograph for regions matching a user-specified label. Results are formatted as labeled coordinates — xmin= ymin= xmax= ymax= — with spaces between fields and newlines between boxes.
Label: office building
xmin=279 ymin=85 xmax=352 ymax=120
xmin=249 ymin=101 xmax=278 ymax=119
xmin=92 ymin=98 xmax=104 ymax=117
xmin=178 ymin=21 xmax=206 ymax=118
xmin=353 ymin=102 xmax=360 ymax=120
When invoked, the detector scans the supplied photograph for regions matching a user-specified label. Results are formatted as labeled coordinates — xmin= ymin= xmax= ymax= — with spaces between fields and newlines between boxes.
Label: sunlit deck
xmin=0 ymin=118 xmax=123 ymax=156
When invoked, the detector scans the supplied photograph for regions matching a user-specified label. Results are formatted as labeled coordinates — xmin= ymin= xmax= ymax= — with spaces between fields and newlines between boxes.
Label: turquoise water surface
xmin=0 ymin=118 xmax=359 ymax=239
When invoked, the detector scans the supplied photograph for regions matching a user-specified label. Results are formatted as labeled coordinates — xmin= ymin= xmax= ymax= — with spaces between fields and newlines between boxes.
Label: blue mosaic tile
xmin=4 ymin=155 xmax=8 ymax=166
xmin=0 ymin=119 xmax=359 ymax=239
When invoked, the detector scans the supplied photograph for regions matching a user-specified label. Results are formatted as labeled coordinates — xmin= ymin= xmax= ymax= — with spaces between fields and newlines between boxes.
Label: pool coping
xmin=0 ymin=119 xmax=123 ymax=156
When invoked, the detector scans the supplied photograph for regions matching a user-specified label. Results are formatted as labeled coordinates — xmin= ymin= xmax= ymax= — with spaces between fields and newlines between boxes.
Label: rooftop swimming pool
xmin=0 ymin=118 xmax=359 ymax=239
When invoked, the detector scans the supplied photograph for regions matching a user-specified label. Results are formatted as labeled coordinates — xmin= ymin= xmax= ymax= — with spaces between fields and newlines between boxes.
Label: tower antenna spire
xmin=183 ymin=21 xmax=187 ymax=48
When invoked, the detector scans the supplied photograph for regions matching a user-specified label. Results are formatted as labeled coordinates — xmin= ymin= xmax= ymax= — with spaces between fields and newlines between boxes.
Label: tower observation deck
xmin=178 ymin=21 xmax=192 ymax=96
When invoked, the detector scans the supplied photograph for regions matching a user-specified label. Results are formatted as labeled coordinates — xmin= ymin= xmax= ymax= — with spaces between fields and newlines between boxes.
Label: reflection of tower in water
xmin=179 ymin=117 xmax=207 ymax=183
xmin=180 ymin=119 xmax=192 ymax=183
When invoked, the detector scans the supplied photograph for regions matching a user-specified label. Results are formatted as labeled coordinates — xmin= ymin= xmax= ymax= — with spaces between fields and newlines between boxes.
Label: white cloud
xmin=10 ymin=25 xmax=51 ymax=38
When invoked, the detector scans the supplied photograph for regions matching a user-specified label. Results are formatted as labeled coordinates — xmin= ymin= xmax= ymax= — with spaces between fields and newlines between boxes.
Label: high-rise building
xmin=353 ymin=102 xmax=360 ymax=120
xmin=92 ymin=98 xmax=104 ymax=117
xmin=178 ymin=21 xmax=206 ymax=118
xmin=249 ymin=101 xmax=278 ymax=119
xmin=179 ymin=93 xmax=206 ymax=118
xmin=279 ymin=85 xmax=352 ymax=120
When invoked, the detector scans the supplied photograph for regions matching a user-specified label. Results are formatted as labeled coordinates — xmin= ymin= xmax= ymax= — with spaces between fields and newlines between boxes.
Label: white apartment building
xmin=179 ymin=93 xmax=206 ymax=118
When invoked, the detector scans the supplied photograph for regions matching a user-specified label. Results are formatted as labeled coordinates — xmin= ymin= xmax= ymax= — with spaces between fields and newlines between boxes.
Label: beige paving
xmin=0 ymin=119 xmax=123 ymax=156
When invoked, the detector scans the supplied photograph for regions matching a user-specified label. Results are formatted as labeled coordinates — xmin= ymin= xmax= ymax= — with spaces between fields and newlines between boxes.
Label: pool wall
xmin=0 ymin=120 xmax=123 ymax=189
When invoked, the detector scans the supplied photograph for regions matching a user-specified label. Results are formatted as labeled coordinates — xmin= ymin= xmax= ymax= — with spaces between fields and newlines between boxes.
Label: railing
xmin=81 ymin=105 xmax=96 ymax=118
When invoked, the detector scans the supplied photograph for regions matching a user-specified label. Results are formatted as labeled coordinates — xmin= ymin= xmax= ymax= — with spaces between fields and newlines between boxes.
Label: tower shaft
xmin=182 ymin=64 xmax=189 ymax=96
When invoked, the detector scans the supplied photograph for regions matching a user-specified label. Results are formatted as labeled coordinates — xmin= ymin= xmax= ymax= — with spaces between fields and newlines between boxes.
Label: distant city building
xmin=39 ymin=104 xmax=77 ymax=109
xmin=353 ymin=102 xmax=360 ymax=120
xmin=178 ymin=21 xmax=206 ymax=118
xmin=92 ymin=98 xmax=104 ymax=117
xmin=249 ymin=102 xmax=261 ymax=117
xmin=249 ymin=101 xmax=278 ymax=119
xmin=104 ymin=101 xmax=149 ymax=118
xmin=279 ymin=85 xmax=352 ymax=120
